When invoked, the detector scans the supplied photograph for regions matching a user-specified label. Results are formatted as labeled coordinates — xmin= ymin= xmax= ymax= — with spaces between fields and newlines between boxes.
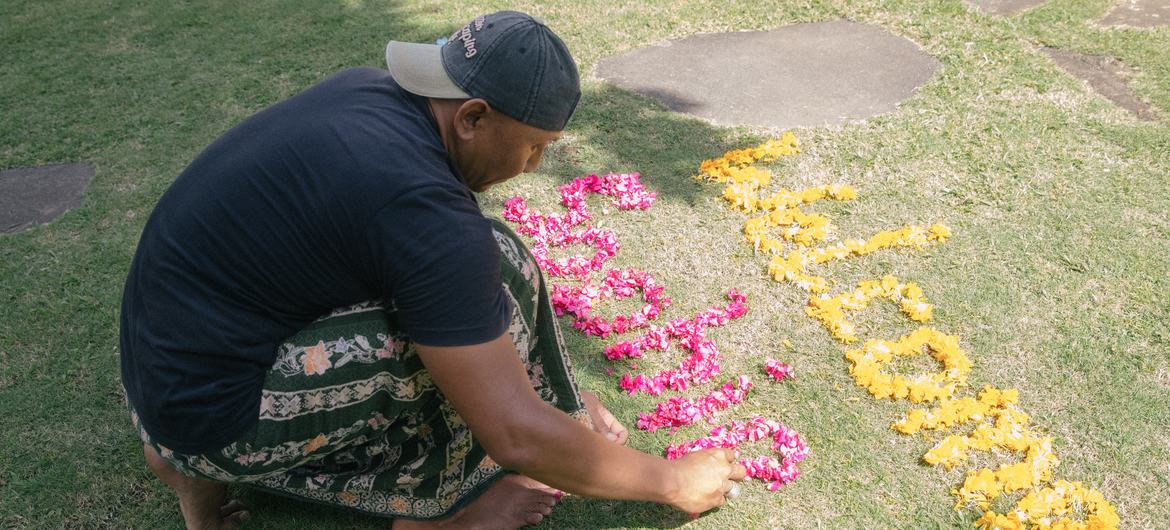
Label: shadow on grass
xmin=235 ymin=488 xmax=385 ymax=528
xmin=545 ymin=82 xmax=749 ymax=207
xmin=238 ymin=488 xmax=697 ymax=529
xmin=545 ymin=496 xmax=694 ymax=529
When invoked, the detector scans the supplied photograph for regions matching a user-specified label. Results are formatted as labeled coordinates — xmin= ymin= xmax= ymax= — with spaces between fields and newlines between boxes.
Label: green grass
xmin=2 ymin=0 xmax=1168 ymax=528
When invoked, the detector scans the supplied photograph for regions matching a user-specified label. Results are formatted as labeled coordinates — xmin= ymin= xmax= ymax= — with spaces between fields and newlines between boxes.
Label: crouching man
xmin=120 ymin=11 xmax=744 ymax=529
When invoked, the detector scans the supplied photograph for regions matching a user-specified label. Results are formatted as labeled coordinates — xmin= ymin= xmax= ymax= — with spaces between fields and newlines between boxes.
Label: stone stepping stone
xmin=595 ymin=20 xmax=941 ymax=130
xmin=965 ymin=0 xmax=1049 ymax=16
xmin=0 ymin=163 xmax=96 ymax=234
xmin=1098 ymin=0 xmax=1170 ymax=28
xmin=1042 ymin=47 xmax=1159 ymax=121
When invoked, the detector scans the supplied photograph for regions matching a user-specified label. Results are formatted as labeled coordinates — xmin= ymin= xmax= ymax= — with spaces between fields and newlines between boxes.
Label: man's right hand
xmin=416 ymin=333 xmax=748 ymax=511
xmin=665 ymin=448 xmax=747 ymax=514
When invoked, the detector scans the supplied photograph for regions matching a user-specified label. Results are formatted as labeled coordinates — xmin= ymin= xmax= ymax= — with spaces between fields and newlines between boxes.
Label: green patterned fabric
xmin=131 ymin=219 xmax=589 ymax=520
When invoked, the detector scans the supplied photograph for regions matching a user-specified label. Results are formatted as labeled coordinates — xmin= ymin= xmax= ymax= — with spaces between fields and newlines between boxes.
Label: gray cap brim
xmin=385 ymin=41 xmax=471 ymax=99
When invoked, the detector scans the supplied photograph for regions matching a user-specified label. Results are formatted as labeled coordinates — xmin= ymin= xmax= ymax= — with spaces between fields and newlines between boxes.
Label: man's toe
xmin=222 ymin=509 xmax=250 ymax=529
xmin=220 ymin=500 xmax=248 ymax=517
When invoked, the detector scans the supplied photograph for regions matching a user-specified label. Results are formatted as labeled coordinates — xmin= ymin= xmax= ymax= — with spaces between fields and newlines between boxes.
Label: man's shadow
xmin=238 ymin=488 xmax=695 ymax=529
xmin=542 ymin=495 xmax=694 ymax=529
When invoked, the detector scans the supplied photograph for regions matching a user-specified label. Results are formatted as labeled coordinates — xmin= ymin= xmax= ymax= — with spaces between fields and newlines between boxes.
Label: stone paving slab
xmin=1042 ymin=47 xmax=1159 ymax=121
xmin=595 ymin=20 xmax=941 ymax=130
xmin=966 ymin=0 xmax=1049 ymax=16
xmin=0 ymin=163 xmax=96 ymax=234
xmin=1099 ymin=0 xmax=1170 ymax=28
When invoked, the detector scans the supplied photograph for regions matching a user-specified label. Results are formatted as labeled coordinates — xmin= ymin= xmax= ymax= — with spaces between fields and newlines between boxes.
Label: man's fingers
xmin=614 ymin=425 xmax=629 ymax=445
xmin=603 ymin=411 xmax=629 ymax=445
xmin=591 ymin=394 xmax=630 ymax=446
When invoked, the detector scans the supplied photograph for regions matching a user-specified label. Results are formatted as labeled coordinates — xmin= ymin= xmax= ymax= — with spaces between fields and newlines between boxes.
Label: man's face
xmin=459 ymin=109 xmax=562 ymax=192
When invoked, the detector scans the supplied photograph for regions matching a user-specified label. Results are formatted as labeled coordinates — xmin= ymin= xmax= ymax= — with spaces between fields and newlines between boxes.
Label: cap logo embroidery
xmin=451 ymin=15 xmax=487 ymax=59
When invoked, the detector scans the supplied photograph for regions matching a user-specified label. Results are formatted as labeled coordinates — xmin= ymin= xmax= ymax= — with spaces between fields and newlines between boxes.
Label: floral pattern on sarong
xmin=259 ymin=371 xmax=434 ymax=421
xmin=272 ymin=331 xmax=411 ymax=378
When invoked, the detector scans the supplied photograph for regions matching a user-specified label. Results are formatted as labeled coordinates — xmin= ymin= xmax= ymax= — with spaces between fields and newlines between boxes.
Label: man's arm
xmin=416 ymin=333 xmax=744 ymax=514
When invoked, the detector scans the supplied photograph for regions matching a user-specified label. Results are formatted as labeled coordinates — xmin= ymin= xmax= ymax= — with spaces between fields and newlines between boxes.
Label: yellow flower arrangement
xmin=744 ymin=206 xmax=837 ymax=249
xmin=765 ymin=223 xmax=951 ymax=293
xmin=894 ymin=385 xmax=1019 ymax=434
xmin=913 ymin=403 xmax=1060 ymax=507
xmin=976 ymin=481 xmax=1120 ymax=530
xmin=697 ymin=137 xmax=1119 ymax=527
xmin=696 ymin=137 xmax=1118 ymax=529
xmin=844 ymin=327 xmax=972 ymax=403
xmin=806 ymin=275 xmax=933 ymax=343
xmin=694 ymin=132 xmax=800 ymax=184
xmin=953 ymin=434 xmax=1060 ymax=509
xmin=695 ymin=135 xmax=949 ymax=294
xmin=737 ymin=183 xmax=858 ymax=248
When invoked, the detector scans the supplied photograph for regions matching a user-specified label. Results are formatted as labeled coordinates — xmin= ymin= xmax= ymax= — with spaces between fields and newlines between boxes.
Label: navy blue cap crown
xmin=440 ymin=11 xmax=580 ymax=131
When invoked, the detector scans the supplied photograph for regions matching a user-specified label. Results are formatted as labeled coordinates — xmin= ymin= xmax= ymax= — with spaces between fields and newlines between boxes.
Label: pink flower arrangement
xmin=665 ymin=415 xmax=809 ymax=491
xmin=636 ymin=375 xmax=753 ymax=432
xmin=502 ymin=172 xmax=654 ymax=280
xmin=614 ymin=289 xmax=749 ymax=395
xmin=503 ymin=172 xmax=809 ymax=494
xmin=550 ymin=267 xmax=670 ymax=338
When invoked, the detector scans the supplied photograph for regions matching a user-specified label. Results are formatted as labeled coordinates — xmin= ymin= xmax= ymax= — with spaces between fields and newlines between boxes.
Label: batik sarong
xmin=131 ymin=219 xmax=590 ymax=520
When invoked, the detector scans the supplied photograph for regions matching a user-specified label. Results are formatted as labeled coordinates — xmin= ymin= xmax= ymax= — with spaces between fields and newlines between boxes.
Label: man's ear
xmin=453 ymin=98 xmax=491 ymax=141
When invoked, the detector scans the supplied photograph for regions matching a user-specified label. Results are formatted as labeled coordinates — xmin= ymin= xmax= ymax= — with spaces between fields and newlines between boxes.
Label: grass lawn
xmin=2 ymin=0 xmax=1168 ymax=528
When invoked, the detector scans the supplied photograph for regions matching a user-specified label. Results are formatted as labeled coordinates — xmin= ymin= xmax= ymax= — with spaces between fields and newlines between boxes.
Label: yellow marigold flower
xmin=929 ymin=223 xmax=952 ymax=241
xmin=770 ymin=224 xmax=949 ymax=292
xmin=957 ymin=467 xmax=1001 ymax=508
xmin=924 ymin=435 xmax=970 ymax=468
xmin=829 ymin=183 xmax=858 ymax=200
xmin=996 ymin=462 xmax=1037 ymax=491
xmin=894 ymin=409 xmax=928 ymax=434
xmin=976 ymin=511 xmax=1026 ymax=530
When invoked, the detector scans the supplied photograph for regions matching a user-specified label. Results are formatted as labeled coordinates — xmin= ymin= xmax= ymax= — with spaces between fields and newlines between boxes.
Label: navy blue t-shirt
xmin=120 ymin=68 xmax=511 ymax=454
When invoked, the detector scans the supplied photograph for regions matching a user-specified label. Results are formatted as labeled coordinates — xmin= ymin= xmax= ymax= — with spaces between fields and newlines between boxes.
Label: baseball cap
xmin=386 ymin=11 xmax=581 ymax=132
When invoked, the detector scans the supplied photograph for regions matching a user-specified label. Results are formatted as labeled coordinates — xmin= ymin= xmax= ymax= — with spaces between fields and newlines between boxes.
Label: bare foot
xmin=581 ymin=391 xmax=629 ymax=445
xmin=392 ymin=474 xmax=558 ymax=530
xmin=144 ymin=444 xmax=250 ymax=530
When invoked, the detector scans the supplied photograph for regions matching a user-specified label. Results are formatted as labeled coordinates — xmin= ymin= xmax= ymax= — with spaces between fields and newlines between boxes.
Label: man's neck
xmin=426 ymin=98 xmax=456 ymax=155
xmin=426 ymin=98 xmax=472 ymax=186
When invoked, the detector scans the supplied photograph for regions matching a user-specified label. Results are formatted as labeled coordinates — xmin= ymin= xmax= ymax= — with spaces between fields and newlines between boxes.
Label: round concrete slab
xmin=0 ymin=163 xmax=96 ymax=234
xmin=965 ymin=0 xmax=1049 ymax=16
xmin=1098 ymin=0 xmax=1170 ymax=28
xmin=595 ymin=20 xmax=941 ymax=130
